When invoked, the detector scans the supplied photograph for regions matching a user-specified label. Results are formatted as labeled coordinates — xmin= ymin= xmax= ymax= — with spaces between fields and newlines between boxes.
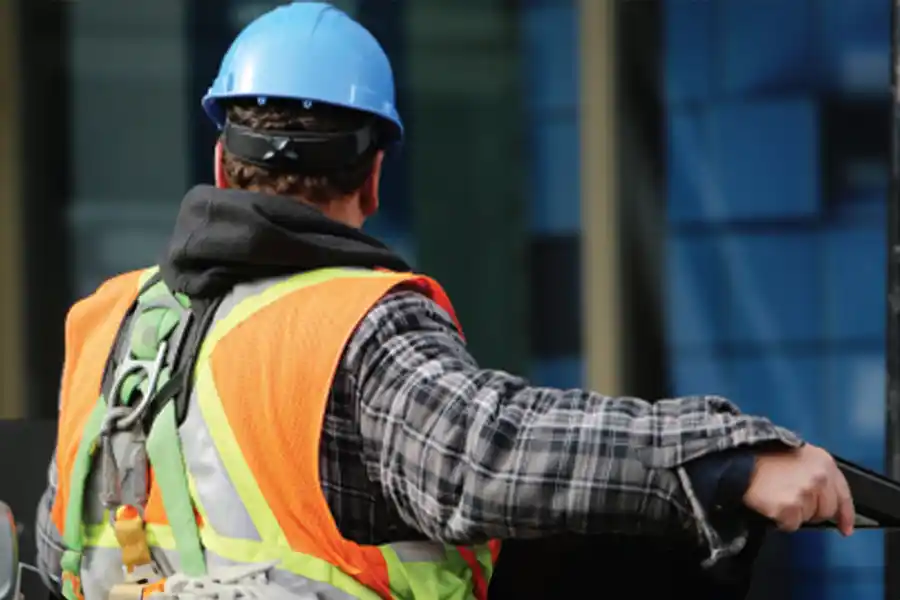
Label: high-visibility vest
xmin=51 ymin=266 xmax=500 ymax=600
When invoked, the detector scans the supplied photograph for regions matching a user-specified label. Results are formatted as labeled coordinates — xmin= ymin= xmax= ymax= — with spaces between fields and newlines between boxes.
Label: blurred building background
xmin=665 ymin=1 xmax=890 ymax=598
xmin=0 ymin=0 xmax=892 ymax=598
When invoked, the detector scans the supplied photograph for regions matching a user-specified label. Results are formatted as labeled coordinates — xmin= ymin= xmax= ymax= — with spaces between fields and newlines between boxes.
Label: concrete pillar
xmin=578 ymin=0 xmax=623 ymax=394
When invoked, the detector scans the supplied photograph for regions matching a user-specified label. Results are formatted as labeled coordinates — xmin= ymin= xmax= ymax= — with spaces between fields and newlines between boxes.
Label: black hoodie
xmin=159 ymin=185 xmax=411 ymax=299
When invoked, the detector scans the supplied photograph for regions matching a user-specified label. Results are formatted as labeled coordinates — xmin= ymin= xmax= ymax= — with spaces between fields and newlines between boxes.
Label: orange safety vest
xmin=51 ymin=267 xmax=500 ymax=600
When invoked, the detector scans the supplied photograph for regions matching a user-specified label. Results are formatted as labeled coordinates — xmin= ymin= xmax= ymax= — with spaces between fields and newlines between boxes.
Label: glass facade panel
xmin=662 ymin=0 xmax=890 ymax=597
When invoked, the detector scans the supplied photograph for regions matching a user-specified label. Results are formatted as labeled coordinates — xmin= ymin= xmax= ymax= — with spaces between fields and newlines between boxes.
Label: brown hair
xmin=221 ymin=98 xmax=378 ymax=204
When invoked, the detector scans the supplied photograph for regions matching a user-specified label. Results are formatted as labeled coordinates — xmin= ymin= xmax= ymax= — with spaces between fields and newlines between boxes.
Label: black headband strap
xmin=222 ymin=122 xmax=378 ymax=171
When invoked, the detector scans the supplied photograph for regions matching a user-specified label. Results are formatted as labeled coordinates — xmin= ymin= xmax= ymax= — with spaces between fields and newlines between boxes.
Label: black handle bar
xmin=802 ymin=457 xmax=900 ymax=529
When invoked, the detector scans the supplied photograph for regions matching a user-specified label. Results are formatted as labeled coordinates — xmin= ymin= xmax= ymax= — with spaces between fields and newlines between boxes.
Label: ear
xmin=360 ymin=151 xmax=384 ymax=217
xmin=214 ymin=139 xmax=227 ymax=188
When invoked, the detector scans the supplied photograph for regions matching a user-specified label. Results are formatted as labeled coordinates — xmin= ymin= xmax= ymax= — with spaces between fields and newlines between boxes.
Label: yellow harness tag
xmin=113 ymin=505 xmax=154 ymax=574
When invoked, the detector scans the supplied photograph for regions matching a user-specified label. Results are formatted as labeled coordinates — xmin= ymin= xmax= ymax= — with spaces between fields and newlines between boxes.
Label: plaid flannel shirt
xmin=36 ymin=288 xmax=800 ymax=589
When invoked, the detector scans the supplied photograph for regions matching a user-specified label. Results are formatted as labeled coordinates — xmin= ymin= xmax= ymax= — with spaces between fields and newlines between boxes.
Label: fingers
xmin=832 ymin=467 xmax=856 ymax=537
xmin=805 ymin=457 xmax=855 ymax=535
xmin=812 ymin=456 xmax=855 ymax=536
xmin=803 ymin=460 xmax=829 ymax=523
xmin=744 ymin=445 xmax=857 ymax=536
xmin=811 ymin=480 xmax=835 ymax=524
xmin=779 ymin=452 xmax=853 ymax=533
xmin=776 ymin=505 xmax=803 ymax=532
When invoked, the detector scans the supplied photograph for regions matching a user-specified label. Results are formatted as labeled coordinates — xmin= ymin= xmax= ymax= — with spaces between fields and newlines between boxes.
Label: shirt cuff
xmin=684 ymin=449 xmax=757 ymax=514
xmin=676 ymin=450 xmax=759 ymax=574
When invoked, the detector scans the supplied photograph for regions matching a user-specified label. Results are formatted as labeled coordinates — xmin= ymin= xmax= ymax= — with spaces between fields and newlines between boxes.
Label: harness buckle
xmin=100 ymin=340 xmax=170 ymax=517
xmin=114 ymin=505 xmax=163 ymax=585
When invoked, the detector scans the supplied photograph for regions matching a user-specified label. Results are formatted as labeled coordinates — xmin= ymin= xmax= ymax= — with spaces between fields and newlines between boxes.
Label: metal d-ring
xmin=116 ymin=340 xmax=170 ymax=431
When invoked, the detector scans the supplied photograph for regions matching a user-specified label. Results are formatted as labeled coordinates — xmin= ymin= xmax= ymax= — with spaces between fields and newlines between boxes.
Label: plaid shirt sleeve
xmin=348 ymin=290 xmax=803 ymax=566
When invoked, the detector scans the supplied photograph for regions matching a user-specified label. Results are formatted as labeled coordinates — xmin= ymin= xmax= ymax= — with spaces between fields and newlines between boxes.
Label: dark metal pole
xmin=885 ymin=1 xmax=900 ymax=598
xmin=16 ymin=0 xmax=72 ymax=419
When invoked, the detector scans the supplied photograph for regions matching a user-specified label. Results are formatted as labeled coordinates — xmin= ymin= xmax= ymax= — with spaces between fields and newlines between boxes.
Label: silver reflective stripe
xmin=80 ymin=547 xmax=360 ymax=600
xmin=80 ymin=547 xmax=127 ymax=600
xmin=389 ymin=541 xmax=448 ymax=563
xmin=207 ymin=276 xmax=296 ymax=328
xmin=103 ymin=279 xmax=286 ymax=545
xmin=178 ymin=277 xmax=292 ymax=542
xmin=180 ymin=389 xmax=260 ymax=542
xmin=204 ymin=553 xmax=359 ymax=600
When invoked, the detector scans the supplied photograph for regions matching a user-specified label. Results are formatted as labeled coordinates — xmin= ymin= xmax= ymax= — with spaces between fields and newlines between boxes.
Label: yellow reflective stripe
xmin=193 ymin=363 xmax=287 ymax=547
xmin=139 ymin=266 xmax=161 ymax=287
xmin=82 ymin=524 xmax=116 ymax=548
xmin=194 ymin=267 xmax=402 ymax=547
xmin=185 ymin=268 xmax=410 ymax=599
xmin=382 ymin=545 xmax=474 ymax=600
xmin=146 ymin=526 xmax=176 ymax=550
xmin=199 ymin=267 xmax=400 ymax=362
xmin=80 ymin=524 xmax=380 ymax=599
xmin=82 ymin=523 xmax=175 ymax=550
xmin=103 ymin=476 xmax=377 ymax=598
xmin=193 ymin=351 xmax=379 ymax=598
xmin=474 ymin=545 xmax=494 ymax=582
xmin=200 ymin=528 xmax=380 ymax=600
xmin=188 ymin=474 xmax=377 ymax=599
xmin=186 ymin=473 xmax=209 ymax=525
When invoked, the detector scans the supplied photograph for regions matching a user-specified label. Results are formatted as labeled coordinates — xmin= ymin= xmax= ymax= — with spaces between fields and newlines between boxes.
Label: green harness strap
xmin=145 ymin=400 xmax=206 ymax=576
xmin=60 ymin=400 xmax=108 ymax=600
xmin=60 ymin=270 xmax=207 ymax=600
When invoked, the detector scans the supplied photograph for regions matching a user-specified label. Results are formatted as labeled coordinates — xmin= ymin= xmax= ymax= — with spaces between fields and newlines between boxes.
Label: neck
xmin=305 ymin=196 xmax=365 ymax=229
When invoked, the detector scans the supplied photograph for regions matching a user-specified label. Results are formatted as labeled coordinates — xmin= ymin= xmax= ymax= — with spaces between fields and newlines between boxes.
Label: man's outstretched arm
xmin=347 ymin=290 xmax=802 ymax=565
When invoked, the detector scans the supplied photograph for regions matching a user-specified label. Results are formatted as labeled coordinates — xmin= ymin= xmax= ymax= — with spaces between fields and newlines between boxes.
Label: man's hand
xmin=742 ymin=444 xmax=855 ymax=536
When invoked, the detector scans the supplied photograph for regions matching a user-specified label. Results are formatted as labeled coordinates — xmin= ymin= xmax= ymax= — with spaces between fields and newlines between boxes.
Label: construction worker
xmin=34 ymin=2 xmax=855 ymax=599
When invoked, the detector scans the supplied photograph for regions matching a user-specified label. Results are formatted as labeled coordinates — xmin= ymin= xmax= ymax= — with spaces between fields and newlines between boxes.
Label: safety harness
xmin=60 ymin=268 xmax=222 ymax=600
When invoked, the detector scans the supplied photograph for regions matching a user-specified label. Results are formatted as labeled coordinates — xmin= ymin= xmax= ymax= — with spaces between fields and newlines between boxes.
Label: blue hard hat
xmin=202 ymin=2 xmax=403 ymax=142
